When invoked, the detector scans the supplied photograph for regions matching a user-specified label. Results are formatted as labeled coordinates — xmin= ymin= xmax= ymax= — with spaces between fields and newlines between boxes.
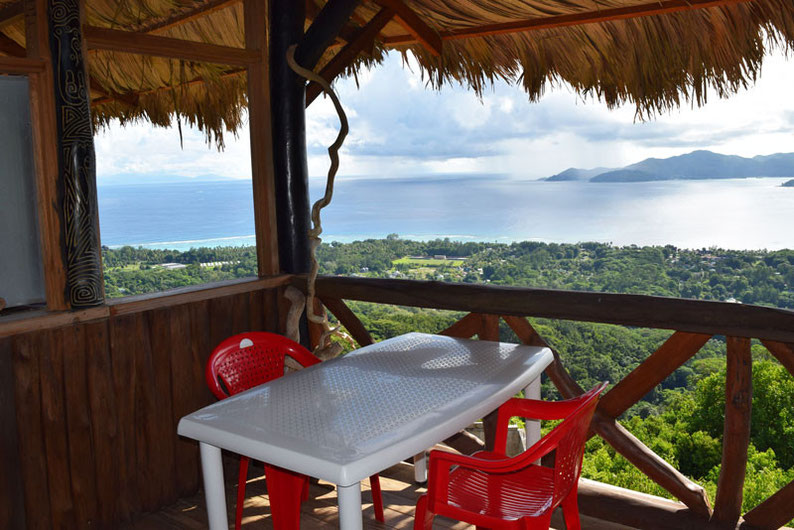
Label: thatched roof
xmin=1 ymin=0 xmax=792 ymax=146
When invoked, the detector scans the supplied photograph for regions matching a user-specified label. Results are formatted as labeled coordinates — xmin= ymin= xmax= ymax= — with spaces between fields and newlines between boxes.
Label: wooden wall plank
xmin=712 ymin=336 xmax=752 ymax=524
xmin=129 ymin=313 xmax=163 ymax=512
xmin=146 ymin=308 xmax=179 ymax=506
xmin=168 ymin=304 xmax=207 ymax=497
xmin=85 ymin=320 xmax=124 ymax=525
xmin=209 ymin=295 xmax=236 ymax=350
xmin=39 ymin=329 xmax=77 ymax=528
xmin=12 ymin=333 xmax=51 ymax=529
xmin=58 ymin=325 xmax=99 ymax=528
xmin=0 ymin=338 xmax=25 ymax=529
xmin=248 ymin=289 xmax=266 ymax=331
xmin=109 ymin=315 xmax=141 ymax=519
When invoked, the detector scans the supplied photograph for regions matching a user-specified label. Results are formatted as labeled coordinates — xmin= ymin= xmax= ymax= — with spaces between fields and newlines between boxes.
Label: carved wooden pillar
xmin=47 ymin=0 xmax=103 ymax=307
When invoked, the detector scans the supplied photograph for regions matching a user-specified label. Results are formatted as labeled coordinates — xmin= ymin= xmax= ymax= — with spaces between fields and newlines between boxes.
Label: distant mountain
xmin=545 ymin=151 xmax=794 ymax=183
xmin=546 ymin=167 xmax=613 ymax=181
xmin=784 ymin=179 xmax=794 ymax=188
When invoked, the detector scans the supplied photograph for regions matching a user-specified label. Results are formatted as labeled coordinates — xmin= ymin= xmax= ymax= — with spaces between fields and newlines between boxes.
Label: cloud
xmin=97 ymin=50 xmax=794 ymax=183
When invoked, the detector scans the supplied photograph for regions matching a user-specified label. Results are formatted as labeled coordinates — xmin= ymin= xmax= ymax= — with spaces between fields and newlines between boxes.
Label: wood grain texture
xmin=84 ymin=319 xmax=124 ymax=524
xmin=598 ymin=332 xmax=712 ymax=419
xmin=0 ymin=338 xmax=25 ymax=529
xmin=38 ymin=329 xmax=77 ymax=528
xmin=321 ymin=297 xmax=374 ymax=346
xmin=25 ymin=0 xmax=68 ymax=311
xmin=712 ymin=336 xmax=752 ymax=524
xmin=147 ymin=308 xmax=179 ymax=506
xmin=109 ymin=315 xmax=141 ymax=520
xmin=244 ymin=0 xmax=281 ymax=277
xmin=305 ymin=276 xmax=794 ymax=342
xmin=12 ymin=332 xmax=52 ymax=529
xmin=58 ymin=325 xmax=99 ymax=528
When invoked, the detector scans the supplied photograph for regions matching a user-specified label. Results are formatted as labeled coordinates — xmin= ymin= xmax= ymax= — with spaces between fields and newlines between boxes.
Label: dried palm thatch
xmin=1 ymin=0 xmax=792 ymax=146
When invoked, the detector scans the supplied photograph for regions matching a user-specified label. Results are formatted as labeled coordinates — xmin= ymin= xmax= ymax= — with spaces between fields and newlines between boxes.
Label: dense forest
xmin=102 ymin=238 xmax=794 ymax=518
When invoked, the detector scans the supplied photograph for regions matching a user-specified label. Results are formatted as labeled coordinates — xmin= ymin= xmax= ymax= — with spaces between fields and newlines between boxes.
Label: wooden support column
xmin=269 ymin=0 xmax=311 ymax=346
xmin=46 ymin=0 xmax=103 ymax=307
xmin=712 ymin=336 xmax=752 ymax=525
xmin=269 ymin=0 xmax=310 ymax=276
xmin=25 ymin=0 xmax=68 ymax=310
xmin=244 ymin=0 xmax=279 ymax=276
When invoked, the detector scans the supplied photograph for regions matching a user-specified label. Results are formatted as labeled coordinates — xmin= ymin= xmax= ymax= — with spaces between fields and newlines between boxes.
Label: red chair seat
xmin=448 ymin=453 xmax=554 ymax=521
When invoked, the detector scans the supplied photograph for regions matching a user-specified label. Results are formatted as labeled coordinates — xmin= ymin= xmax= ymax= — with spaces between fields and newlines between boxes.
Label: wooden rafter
xmin=133 ymin=0 xmax=240 ymax=34
xmin=305 ymin=7 xmax=394 ymax=106
xmin=83 ymin=25 xmax=260 ymax=66
xmin=375 ymin=0 xmax=441 ymax=55
xmin=382 ymin=0 xmax=757 ymax=46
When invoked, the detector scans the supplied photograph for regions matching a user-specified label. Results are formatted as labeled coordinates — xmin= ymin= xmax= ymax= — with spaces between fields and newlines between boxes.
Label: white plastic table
xmin=178 ymin=332 xmax=553 ymax=530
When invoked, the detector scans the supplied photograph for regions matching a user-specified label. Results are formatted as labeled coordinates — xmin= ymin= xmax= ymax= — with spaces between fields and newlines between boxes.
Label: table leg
xmin=338 ymin=482 xmax=363 ymax=530
xmin=413 ymin=451 xmax=428 ymax=483
xmin=199 ymin=443 xmax=228 ymax=530
xmin=523 ymin=378 xmax=542 ymax=447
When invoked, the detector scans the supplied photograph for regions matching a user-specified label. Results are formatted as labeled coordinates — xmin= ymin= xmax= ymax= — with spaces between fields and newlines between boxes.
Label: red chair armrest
xmin=499 ymin=397 xmax=583 ymax=421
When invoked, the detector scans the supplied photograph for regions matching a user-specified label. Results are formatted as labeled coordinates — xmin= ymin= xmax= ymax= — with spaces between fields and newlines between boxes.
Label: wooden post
xmin=46 ymin=0 xmax=103 ymax=307
xmin=25 ymin=0 xmax=68 ymax=311
xmin=244 ymin=0 xmax=280 ymax=276
xmin=712 ymin=336 xmax=752 ymax=524
xmin=269 ymin=0 xmax=310 ymax=345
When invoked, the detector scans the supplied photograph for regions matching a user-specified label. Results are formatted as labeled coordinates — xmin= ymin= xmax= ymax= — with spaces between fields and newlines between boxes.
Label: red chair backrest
xmin=549 ymin=382 xmax=607 ymax=506
xmin=206 ymin=332 xmax=321 ymax=399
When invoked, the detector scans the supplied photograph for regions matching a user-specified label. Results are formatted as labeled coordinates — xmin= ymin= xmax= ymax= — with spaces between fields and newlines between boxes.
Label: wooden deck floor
xmin=123 ymin=460 xmax=635 ymax=529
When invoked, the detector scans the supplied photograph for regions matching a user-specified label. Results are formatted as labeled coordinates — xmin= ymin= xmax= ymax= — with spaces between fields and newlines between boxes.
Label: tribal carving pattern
xmin=48 ymin=0 xmax=103 ymax=307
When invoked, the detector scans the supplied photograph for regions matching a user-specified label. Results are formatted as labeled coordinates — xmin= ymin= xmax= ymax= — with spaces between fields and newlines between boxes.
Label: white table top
xmin=178 ymin=332 xmax=552 ymax=486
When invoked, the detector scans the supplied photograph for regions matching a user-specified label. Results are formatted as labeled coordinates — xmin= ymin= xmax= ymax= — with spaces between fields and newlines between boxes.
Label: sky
xmin=94 ymin=49 xmax=794 ymax=185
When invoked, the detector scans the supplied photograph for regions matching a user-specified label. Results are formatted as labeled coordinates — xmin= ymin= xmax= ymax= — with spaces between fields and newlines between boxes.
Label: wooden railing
xmin=296 ymin=275 xmax=794 ymax=530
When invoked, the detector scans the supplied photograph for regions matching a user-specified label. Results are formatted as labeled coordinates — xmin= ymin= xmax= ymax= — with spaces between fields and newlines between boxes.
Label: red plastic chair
xmin=206 ymin=332 xmax=385 ymax=529
xmin=414 ymin=382 xmax=608 ymax=530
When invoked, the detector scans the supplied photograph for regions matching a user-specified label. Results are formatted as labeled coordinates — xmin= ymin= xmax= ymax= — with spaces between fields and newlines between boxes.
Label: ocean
xmin=97 ymin=175 xmax=794 ymax=251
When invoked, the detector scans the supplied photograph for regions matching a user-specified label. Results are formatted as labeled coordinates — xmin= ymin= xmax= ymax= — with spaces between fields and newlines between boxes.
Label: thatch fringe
xmin=3 ymin=0 xmax=792 ymax=143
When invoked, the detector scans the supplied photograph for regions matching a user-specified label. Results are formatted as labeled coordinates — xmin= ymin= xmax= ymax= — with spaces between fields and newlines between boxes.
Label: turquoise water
xmin=97 ymin=175 xmax=794 ymax=251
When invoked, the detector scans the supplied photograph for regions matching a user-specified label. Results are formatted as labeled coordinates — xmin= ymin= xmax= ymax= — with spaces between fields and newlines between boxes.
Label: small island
xmin=783 ymin=179 xmax=794 ymax=187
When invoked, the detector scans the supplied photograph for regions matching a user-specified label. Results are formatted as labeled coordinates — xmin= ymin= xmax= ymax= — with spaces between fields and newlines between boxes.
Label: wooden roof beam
xmin=134 ymin=0 xmax=241 ymax=34
xmin=305 ymin=7 xmax=394 ymax=106
xmin=382 ymin=0 xmax=757 ymax=45
xmin=83 ymin=25 xmax=260 ymax=66
xmin=297 ymin=0 xmax=361 ymax=70
xmin=374 ymin=0 xmax=441 ymax=56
